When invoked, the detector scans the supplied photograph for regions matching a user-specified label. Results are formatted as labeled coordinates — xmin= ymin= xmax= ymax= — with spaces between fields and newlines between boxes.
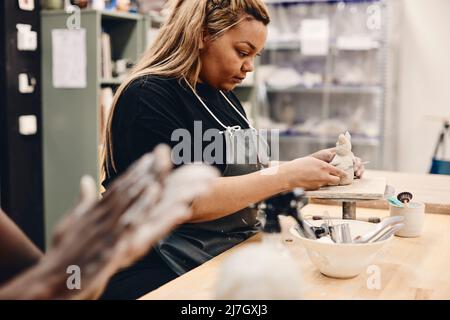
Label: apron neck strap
xmin=183 ymin=78 xmax=256 ymax=132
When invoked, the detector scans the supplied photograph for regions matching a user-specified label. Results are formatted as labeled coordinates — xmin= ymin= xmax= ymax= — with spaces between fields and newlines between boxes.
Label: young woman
xmin=101 ymin=0 xmax=364 ymax=299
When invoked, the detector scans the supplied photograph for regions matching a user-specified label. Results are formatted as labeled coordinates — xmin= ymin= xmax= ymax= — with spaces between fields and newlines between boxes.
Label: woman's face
xmin=199 ymin=17 xmax=267 ymax=91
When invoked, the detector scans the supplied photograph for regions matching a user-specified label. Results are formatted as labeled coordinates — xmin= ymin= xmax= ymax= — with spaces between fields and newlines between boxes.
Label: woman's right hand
xmin=279 ymin=156 xmax=345 ymax=191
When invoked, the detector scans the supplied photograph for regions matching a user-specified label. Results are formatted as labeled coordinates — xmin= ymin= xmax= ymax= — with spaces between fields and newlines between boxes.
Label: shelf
xmin=264 ymin=40 xmax=381 ymax=52
xmin=41 ymin=9 xmax=75 ymax=16
xmin=265 ymin=41 xmax=301 ymax=51
xmin=276 ymin=132 xmax=380 ymax=146
xmin=101 ymin=10 xmax=142 ymax=21
xmin=266 ymin=84 xmax=382 ymax=94
xmin=41 ymin=9 xmax=142 ymax=21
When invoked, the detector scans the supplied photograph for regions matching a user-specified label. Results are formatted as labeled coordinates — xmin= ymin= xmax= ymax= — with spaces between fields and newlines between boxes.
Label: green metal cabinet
xmin=41 ymin=9 xmax=145 ymax=247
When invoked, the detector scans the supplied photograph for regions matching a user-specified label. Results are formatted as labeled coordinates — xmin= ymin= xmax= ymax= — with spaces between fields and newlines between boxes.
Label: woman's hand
xmin=279 ymin=156 xmax=345 ymax=191
xmin=353 ymin=156 xmax=365 ymax=178
xmin=310 ymin=147 xmax=365 ymax=179
xmin=114 ymin=163 xmax=219 ymax=270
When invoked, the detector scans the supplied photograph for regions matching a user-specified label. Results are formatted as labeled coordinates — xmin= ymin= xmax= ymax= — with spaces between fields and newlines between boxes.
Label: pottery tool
xmin=353 ymin=216 xmax=404 ymax=243
xmin=369 ymin=223 xmax=405 ymax=242
xmin=330 ymin=223 xmax=352 ymax=243
xmin=312 ymin=215 xmax=381 ymax=223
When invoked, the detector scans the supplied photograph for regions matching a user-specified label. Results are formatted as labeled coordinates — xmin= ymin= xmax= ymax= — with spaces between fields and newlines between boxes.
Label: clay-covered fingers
xmin=77 ymin=175 xmax=98 ymax=207
xmin=104 ymin=153 xmax=156 ymax=197
xmin=54 ymin=161 xmax=158 ymax=248
xmin=96 ymin=147 xmax=172 ymax=223
xmin=52 ymin=175 xmax=99 ymax=245
xmin=133 ymin=164 xmax=219 ymax=227
xmin=117 ymin=204 xmax=194 ymax=268
xmin=161 ymin=164 xmax=219 ymax=204
xmin=49 ymin=186 xmax=156 ymax=299
xmin=57 ymin=149 xmax=170 ymax=246
xmin=105 ymin=145 xmax=174 ymax=226
xmin=353 ymin=156 xmax=365 ymax=178
xmin=150 ymin=144 xmax=173 ymax=181
xmin=114 ymin=165 xmax=218 ymax=268
xmin=101 ymin=144 xmax=171 ymax=206
xmin=118 ymin=182 xmax=163 ymax=228
xmin=108 ymin=144 xmax=171 ymax=196
xmin=113 ymin=164 xmax=218 ymax=265
xmin=94 ymin=172 xmax=158 ymax=229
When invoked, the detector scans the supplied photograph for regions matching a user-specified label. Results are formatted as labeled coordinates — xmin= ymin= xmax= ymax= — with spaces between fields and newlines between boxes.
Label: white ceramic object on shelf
xmin=389 ymin=202 xmax=425 ymax=237
xmin=290 ymin=219 xmax=392 ymax=279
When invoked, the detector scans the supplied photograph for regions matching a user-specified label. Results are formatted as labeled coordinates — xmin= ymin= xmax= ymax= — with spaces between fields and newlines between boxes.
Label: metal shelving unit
xmin=258 ymin=0 xmax=388 ymax=168
xmin=266 ymin=84 xmax=382 ymax=94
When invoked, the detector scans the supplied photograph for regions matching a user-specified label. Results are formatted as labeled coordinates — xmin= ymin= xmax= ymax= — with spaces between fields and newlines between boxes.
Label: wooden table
xmin=140 ymin=171 xmax=450 ymax=300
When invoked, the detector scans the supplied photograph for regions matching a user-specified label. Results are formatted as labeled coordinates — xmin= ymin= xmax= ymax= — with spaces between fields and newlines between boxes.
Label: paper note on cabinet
xmin=52 ymin=29 xmax=87 ymax=88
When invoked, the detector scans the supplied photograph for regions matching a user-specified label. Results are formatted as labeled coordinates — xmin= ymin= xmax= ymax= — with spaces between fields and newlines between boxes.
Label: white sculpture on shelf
xmin=330 ymin=131 xmax=355 ymax=186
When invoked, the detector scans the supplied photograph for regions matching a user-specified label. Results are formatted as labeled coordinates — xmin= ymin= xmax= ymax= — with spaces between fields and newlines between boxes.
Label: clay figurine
xmin=330 ymin=131 xmax=355 ymax=185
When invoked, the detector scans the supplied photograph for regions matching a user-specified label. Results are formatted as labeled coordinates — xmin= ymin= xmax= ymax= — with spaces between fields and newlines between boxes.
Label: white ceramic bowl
xmin=289 ymin=219 xmax=392 ymax=279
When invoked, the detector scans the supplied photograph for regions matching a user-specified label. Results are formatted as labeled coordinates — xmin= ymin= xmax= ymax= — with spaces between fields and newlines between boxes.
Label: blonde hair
xmin=103 ymin=0 xmax=270 ymax=177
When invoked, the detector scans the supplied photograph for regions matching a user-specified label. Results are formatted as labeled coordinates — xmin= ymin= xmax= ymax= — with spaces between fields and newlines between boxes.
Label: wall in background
xmin=396 ymin=0 xmax=450 ymax=173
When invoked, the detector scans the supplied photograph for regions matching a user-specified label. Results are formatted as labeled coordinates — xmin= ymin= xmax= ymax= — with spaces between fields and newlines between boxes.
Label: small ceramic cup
xmin=389 ymin=201 xmax=425 ymax=237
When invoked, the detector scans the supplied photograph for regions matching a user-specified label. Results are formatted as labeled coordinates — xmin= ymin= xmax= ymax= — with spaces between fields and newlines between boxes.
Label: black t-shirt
xmin=102 ymin=75 xmax=250 ymax=188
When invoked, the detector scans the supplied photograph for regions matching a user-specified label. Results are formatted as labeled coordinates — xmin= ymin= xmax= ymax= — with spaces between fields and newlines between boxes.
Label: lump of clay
xmin=215 ymin=243 xmax=303 ymax=300
xmin=330 ymin=131 xmax=355 ymax=185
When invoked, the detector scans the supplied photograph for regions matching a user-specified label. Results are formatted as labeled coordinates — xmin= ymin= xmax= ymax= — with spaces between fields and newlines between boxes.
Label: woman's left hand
xmin=310 ymin=147 xmax=365 ymax=178
xmin=353 ymin=156 xmax=365 ymax=179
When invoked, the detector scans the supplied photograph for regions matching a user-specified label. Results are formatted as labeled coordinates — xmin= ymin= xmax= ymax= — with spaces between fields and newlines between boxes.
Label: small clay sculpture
xmin=330 ymin=131 xmax=355 ymax=186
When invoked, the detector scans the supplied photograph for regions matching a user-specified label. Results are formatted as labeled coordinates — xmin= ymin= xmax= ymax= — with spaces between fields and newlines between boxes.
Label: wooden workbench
xmin=140 ymin=171 xmax=450 ymax=300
